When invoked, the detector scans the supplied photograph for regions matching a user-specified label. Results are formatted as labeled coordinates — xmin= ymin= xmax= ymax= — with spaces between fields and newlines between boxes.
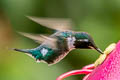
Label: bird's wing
xmin=18 ymin=32 xmax=57 ymax=45
xmin=27 ymin=16 xmax=73 ymax=31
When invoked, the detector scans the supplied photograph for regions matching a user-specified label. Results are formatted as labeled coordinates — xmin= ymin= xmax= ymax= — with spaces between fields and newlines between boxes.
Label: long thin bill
xmin=89 ymin=46 xmax=103 ymax=54
xmin=96 ymin=48 xmax=103 ymax=54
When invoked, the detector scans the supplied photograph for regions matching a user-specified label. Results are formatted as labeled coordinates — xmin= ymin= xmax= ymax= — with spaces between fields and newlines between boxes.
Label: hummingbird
xmin=14 ymin=16 xmax=103 ymax=65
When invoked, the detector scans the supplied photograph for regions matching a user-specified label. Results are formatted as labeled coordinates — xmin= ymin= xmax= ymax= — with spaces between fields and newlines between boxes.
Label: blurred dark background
xmin=0 ymin=0 xmax=119 ymax=80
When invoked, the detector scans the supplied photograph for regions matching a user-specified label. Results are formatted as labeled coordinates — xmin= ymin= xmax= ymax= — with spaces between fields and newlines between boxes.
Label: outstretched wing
xmin=27 ymin=16 xmax=73 ymax=31
xmin=18 ymin=32 xmax=56 ymax=45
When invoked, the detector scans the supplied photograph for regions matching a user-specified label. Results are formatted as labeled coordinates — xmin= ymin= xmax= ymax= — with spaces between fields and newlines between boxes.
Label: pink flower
xmin=57 ymin=41 xmax=120 ymax=80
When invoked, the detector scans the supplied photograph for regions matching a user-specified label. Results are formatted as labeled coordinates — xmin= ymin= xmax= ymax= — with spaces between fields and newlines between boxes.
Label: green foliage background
xmin=0 ymin=0 xmax=119 ymax=80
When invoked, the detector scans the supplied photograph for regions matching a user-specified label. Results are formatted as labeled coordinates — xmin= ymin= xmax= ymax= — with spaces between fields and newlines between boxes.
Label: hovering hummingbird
xmin=14 ymin=16 xmax=103 ymax=65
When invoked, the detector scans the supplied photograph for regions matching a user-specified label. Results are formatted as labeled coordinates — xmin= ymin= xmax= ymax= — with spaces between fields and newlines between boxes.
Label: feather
xmin=27 ymin=16 xmax=72 ymax=31
xmin=18 ymin=32 xmax=56 ymax=44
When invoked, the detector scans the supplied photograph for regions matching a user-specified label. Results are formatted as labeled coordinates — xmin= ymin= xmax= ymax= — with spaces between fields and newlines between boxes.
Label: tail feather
xmin=13 ymin=48 xmax=31 ymax=53
xmin=13 ymin=48 xmax=43 ymax=62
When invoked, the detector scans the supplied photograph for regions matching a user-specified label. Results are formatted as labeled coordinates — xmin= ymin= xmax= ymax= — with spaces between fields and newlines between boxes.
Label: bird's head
xmin=74 ymin=32 xmax=103 ymax=54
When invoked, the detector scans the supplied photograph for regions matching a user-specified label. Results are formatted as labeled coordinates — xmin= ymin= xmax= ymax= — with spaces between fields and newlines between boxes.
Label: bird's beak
xmin=95 ymin=48 xmax=103 ymax=54
xmin=89 ymin=46 xmax=103 ymax=54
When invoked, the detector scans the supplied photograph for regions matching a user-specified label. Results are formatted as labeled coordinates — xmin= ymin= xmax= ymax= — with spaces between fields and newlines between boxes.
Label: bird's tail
xmin=13 ymin=48 xmax=42 ymax=61
xmin=13 ymin=48 xmax=32 ymax=53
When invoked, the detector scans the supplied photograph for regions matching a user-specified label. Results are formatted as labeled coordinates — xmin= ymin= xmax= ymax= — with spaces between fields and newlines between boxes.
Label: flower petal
xmin=86 ymin=41 xmax=120 ymax=80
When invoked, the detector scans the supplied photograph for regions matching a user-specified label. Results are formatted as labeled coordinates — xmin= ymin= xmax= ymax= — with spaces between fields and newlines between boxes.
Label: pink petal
xmin=56 ymin=69 xmax=92 ymax=80
xmin=86 ymin=41 xmax=120 ymax=80
xmin=82 ymin=64 xmax=95 ymax=69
